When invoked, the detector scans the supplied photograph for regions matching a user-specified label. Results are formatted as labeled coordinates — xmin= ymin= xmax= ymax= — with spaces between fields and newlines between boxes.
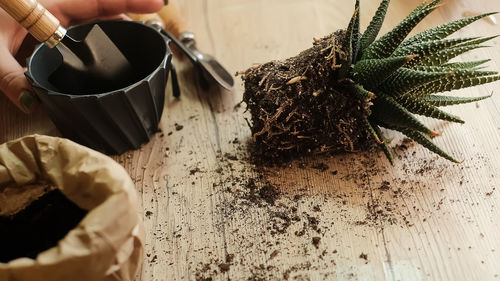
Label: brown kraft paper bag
xmin=0 ymin=135 xmax=144 ymax=281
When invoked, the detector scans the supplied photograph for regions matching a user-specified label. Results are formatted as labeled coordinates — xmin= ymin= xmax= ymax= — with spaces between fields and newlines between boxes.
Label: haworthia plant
xmin=343 ymin=0 xmax=498 ymax=163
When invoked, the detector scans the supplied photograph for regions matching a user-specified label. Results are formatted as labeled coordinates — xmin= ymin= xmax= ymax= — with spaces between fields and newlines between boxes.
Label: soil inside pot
xmin=0 ymin=189 xmax=87 ymax=263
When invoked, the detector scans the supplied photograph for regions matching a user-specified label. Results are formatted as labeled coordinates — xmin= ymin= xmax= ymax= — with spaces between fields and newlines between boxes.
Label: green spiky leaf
xmin=353 ymin=84 xmax=375 ymax=100
xmin=400 ymin=128 xmax=459 ymax=163
xmin=379 ymin=67 xmax=451 ymax=95
xmin=371 ymin=121 xmax=394 ymax=165
xmin=396 ymin=94 xmax=464 ymax=123
xmin=394 ymin=37 xmax=477 ymax=58
xmin=411 ymin=65 xmax=497 ymax=74
xmin=421 ymin=94 xmax=490 ymax=106
xmin=354 ymin=55 xmax=415 ymax=89
xmin=339 ymin=7 xmax=360 ymax=79
xmin=408 ymin=69 xmax=500 ymax=96
xmin=402 ymin=12 xmax=497 ymax=47
xmin=422 ymin=0 xmax=442 ymax=9
xmin=342 ymin=83 xmax=375 ymax=101
xmin=361 ymin=2 xmax=439 ymax=60
xmin=371 ymin=95 xmax=435 ymax=135
xmin=418 ymin=45 xmax=486 ymax=66
xmin=360 ymin=0 xmax=390 ymax=52
xmin=352 ymin=0 xmax=361 ymax=61
xmin=405 ymin=0 xmax=438 ymax=18
xmin=416 ymin=36 xmax=498 ymax=66
xmin=363 ymin=117 xmax=382 ymax=144
xmin=441 ymin=59 xmax=491 ymax=69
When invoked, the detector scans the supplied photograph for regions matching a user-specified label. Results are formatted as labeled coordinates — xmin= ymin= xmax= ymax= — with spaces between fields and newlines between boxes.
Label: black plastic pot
xmin=25 ymin=20 xmax=179 ymax=155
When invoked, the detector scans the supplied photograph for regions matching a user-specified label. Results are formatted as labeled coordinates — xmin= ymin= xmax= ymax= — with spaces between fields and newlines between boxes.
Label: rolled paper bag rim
xmin=0 ymin=135 xmax=145 ymax=281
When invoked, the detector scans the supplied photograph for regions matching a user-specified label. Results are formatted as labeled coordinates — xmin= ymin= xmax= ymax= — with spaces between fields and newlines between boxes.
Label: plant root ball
xmin=242 ymin=31 xmax=374 ymax=159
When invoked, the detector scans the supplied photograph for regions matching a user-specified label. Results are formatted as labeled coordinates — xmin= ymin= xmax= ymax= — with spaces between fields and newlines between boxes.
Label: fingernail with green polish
xmin=19 ymin=91 xmax=35 ymax=113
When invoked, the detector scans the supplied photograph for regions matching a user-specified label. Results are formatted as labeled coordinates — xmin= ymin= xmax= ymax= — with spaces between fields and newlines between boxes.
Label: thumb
xmin=0 ymin=46 xmax=37 ymax=113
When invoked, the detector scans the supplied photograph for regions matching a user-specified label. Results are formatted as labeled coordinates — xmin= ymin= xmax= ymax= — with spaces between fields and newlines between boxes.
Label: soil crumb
xmin=312 ymin=237 xmax=321 ymax=249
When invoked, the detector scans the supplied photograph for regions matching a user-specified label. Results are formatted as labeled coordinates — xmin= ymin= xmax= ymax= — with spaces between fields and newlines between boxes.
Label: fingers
xmin=0 ymin=46 xmax=37 ymax=113
xmin=75 ymin=13 xmax=131 ymax=25
xmin=53 ymin=0 xmax=165 ymax=25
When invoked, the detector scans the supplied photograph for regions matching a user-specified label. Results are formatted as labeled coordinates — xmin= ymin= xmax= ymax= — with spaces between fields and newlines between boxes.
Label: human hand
xmin=0 ymin=0 xmax=165 ymax=113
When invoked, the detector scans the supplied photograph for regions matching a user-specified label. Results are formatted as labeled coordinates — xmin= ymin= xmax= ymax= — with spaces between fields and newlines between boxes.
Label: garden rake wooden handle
xmin=128 ymin=2 xmax=188 ymax=38
xmin=157 ymin=2 xmax=189 ymax=38
xmin=0 ymin=0 xmax=65 ymax=47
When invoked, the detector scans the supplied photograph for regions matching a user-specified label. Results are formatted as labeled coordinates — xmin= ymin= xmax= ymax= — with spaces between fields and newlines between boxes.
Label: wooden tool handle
xmin=0 ymin=0 xmax=62 ymax=46
xmin=129 ymin=2 xmax=188 ymax=38
xmin=157 ymin=2 xmax=189 ymax=37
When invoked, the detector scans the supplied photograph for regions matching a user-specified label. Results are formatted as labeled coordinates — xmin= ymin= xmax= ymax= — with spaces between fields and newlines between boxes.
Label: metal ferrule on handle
xmin=0 ymin=0 xmax=65 ymax=48
xmin=45 ymin=25 xmax=66 ymax=48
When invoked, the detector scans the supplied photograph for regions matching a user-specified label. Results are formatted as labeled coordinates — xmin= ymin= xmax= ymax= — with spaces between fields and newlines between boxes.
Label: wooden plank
xmin=126 ymin=0 xmax=500 ymax=280
xmin=1 ymin=0 xmax=500 ymax=280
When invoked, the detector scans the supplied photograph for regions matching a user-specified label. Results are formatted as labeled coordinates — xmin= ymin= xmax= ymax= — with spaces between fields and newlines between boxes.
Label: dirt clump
xmin=242 ymin=31 xmax=373 ymax=161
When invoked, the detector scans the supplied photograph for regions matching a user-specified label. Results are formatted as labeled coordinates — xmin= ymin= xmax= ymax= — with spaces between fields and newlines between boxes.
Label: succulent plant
xmin=242 ymin=0 xmax=499 ymax=163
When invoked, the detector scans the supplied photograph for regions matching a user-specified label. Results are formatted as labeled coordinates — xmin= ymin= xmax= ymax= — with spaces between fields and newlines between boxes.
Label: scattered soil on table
xmin=218 ymin=262 xmax=230 ymax=273
xmin=0 ymin=189 xmax=87 ymax=263
xmin=188 ymin=132 xmax=462 ymax=280
xmin=175 ymin=123 xmax=184 ymax=131
xmin=312 ymin=237 xmax=321 ymax=248
xmin=139 ymin=113 xmax=475 ymax=280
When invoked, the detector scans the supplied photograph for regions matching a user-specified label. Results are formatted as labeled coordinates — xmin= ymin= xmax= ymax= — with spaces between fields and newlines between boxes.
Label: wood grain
xmin=0 ymin=0 xmax=60 ymax=43
xmin=2 ymin=0 xmax=500 ymax=280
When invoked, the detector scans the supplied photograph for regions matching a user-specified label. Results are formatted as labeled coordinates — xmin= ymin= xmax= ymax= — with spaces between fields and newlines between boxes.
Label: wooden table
xmin=2 ymin=0 xmax=500 ymax=280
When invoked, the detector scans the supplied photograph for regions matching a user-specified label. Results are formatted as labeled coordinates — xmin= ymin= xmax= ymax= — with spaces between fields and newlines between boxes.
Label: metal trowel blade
xmin=58 ymin=24 xmax=133 ymax=80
